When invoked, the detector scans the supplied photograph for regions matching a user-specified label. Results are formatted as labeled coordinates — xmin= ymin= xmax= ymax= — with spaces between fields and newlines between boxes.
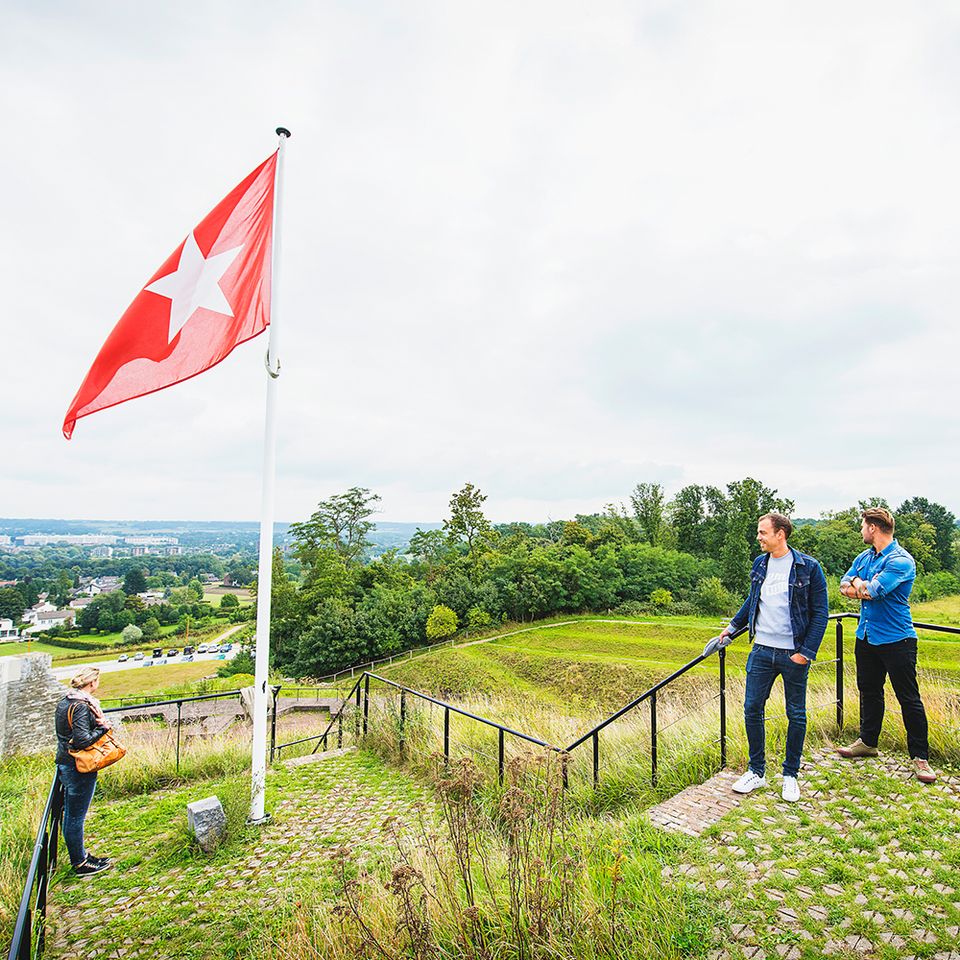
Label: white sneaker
xmin=781 ymin=776 xmax=800 ymax=803
xmin=732 ymin=770 xmax=766 ymax=794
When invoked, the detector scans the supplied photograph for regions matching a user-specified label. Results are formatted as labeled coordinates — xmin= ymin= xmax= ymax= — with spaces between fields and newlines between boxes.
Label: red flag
xmin=63 ymin=152 xmax=278 ymax=439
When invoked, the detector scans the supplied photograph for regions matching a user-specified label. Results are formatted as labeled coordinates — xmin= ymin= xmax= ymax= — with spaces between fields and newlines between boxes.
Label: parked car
xmin=183 ymin=646 xmax=194 ymax=656
xmin=133 ymin=652 xmax=145 ymax=661
xmin=153 ymin=648 xmax=163 ymax=659
xmin=167 ymin=648 xmax=178 ymax=658
xmin=221 ymin=643 xmax=233 ymax=653
xmin=182 ymin=654 xmax=194 ymax=662
xmin=197 ymin=643 xmax=209 ymax=654
xmin=117 ymin=654 xmax=128 ymax=662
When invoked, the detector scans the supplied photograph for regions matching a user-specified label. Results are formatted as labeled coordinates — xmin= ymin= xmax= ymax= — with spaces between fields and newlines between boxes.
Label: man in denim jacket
xmin=712 ymin=513 xmax=828 ymax=802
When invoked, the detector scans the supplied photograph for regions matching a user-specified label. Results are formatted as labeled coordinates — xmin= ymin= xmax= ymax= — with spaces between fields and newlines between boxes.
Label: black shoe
xmin=74 ymin=859 xmax=111 ymax=877
xmin=87 ymin=854 xmax=111 ymax=868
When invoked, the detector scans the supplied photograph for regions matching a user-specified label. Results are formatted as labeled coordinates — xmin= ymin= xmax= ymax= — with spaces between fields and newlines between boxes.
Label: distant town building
xmin=0 ymin=618 xmax=20 ymax=641
xmin=86 ymin=576 xmax=122 ymax=595
xmin=90 ymin=545 xmax=114 ymax=558
xmin=124 ymin=536 xmax=179 ymax=546
xmin=17 ymin=534 xmax=118 ymax=547
xmin=0 ymin=536 xmax=11 ymax=547
xmin=24 ymin=609 xmax=75 ymax=635
xmin=68 ymin=597 xmax=94 ymax=610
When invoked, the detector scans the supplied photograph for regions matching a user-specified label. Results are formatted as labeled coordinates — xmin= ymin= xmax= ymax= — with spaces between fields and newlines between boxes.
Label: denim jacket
xmin=728 ymin=547 xmax=829 ymax=661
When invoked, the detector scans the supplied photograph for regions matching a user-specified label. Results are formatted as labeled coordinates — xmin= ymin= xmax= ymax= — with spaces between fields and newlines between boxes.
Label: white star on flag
xmin=145 ymin=232 xmax=243 ymax=343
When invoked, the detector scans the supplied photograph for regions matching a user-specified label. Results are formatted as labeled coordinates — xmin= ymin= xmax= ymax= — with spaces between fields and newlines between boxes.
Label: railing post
xmin=399 ymin=689 xmax=406 ymax=757
xmin=836 ymin=618 xmax=844 ymax=732
xmin=592 ymin=731 xmax=599 ymax=787
xmin=337 ymin=710 xmax=343 ymax=749
xmin=719 ymin=646 xmax=727 ymax=769
xmin=269 ymin=685 xmax=280 ymax=764
xmin=498 ymin=728 xmax=505 ymax=785
xmin=363 ymin=674 xmax=370 ymax=737
xmin=651 ymin=691 xmax=658 ymax=787
xmin=443 ymin=706 xmax=450 ymax=764
xmin=176 ymin=700 xmax=183 ymax=773
xmin=354 ymin=679 xmax=362 ymax=739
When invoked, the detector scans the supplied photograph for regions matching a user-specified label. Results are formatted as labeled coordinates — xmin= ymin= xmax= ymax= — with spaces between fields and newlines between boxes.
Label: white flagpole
xmin=249 ymin=126 xmax=291 ymax=824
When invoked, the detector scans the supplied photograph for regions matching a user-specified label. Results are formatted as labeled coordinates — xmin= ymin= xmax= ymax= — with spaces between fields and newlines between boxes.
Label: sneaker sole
xmin=732 ymin=783 xmax=766 ymax=794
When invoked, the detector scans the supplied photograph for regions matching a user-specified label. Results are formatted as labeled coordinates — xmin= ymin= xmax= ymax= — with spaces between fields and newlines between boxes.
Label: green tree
xmin=444 ymin=483 xmax=492 ymax=554
xmin=123 ymin=567 xmax=148 ymax=595
xmin=898 ymin=497 xmax=957 ymax=572
xmin=187 ymin=578 xmax=204 ymax=602
xmin=0 ymin=587 xmax=26 ymax=622
xmin=426 ymin=604 xmax=459 ymax=640
xmin=120 ymin=623 xmax=143 ymax=645
xmin=630 ymin=483 xmax=667 ymax=546
xmin=219 ymin=593 xmax=240 ymax=610
xmin=289 ymin=486 xmax=381 ymax=567
xmin=141 ymin=617 xmax=161 ymax=640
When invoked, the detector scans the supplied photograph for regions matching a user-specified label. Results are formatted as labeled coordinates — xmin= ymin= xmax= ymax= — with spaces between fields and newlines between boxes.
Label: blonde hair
xmin=70 ymin=666 xmax=101 ymax=689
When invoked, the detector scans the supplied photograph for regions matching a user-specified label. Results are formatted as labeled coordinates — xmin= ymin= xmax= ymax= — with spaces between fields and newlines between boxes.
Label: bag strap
xmin=67 ymin=702 xmax=76 ymax=730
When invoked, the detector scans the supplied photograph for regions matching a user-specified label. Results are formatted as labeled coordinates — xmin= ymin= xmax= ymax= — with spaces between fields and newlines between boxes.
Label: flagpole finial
xmin=276 ymin=127 xmax=292 ymax=139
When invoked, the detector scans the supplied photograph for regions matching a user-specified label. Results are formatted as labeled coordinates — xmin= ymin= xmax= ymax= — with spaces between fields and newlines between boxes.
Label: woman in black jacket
xmin=55 ymin=667 xmax=112 ymax=876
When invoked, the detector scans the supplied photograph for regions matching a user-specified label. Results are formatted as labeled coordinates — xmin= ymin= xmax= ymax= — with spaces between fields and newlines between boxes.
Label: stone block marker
xmin=187 ymin=796 xmax=227 ymax=853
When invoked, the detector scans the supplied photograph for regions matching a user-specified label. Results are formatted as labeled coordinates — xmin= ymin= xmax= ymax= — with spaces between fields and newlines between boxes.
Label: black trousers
xmin=855 ymin=636 xmax=929 ymax=759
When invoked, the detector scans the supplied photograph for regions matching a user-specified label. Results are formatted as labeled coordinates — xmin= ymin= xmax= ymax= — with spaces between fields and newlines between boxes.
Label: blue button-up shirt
xmin=841 ymin=540 xmax=917 ymax=646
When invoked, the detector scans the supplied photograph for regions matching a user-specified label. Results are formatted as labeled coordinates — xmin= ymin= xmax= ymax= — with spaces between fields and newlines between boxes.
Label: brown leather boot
xmin=836 ymin=738 xmax=879 ymax=758
xmin=914 ymin=759 xmax=937 ymax=784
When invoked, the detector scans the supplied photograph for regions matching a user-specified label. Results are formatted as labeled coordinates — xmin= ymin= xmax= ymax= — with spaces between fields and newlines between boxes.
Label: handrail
xmin=101 ymin=688 xmax=244 ymax=713
xmin=7 ymin=773 xmax=62 ymax=960
xmin=565 ymin=626 xmax=749 ymax=751
xmin=365 ymin=673 xmax=562 ymax=750
xmin=272 ymin=674 xmax=364 ymax=759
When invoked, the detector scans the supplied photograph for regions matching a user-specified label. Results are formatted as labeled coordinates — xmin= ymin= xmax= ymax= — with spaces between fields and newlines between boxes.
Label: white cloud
xmin=2 ymin=1 xmax=959 ymax=524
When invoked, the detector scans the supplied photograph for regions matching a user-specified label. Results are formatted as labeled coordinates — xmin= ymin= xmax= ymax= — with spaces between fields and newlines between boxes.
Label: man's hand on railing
xmin=702 ymin=629 xmax=734 ymax=659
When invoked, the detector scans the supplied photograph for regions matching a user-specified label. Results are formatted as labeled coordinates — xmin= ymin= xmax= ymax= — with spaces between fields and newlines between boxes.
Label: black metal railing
xmin=103 ymin=688 xmax=247 ymax=774
xmin=272 ymin=612 xmax=960 ymax=790
xmin=12 ymin=611 xmax=960 ymax=959
xmin=7 ymin=774 xmax=63 ymax=960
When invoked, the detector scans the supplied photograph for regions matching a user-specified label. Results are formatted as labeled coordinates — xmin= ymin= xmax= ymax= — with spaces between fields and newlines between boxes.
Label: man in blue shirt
xmin=837 ymin=507 xmax=936 ymax=783
xmin=708 ymin=513 xmax=828 ymax=802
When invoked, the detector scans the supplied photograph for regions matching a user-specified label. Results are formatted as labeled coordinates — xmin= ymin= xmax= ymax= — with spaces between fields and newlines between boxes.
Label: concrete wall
xmin=0 ymin=653 xmax=67 ymax=756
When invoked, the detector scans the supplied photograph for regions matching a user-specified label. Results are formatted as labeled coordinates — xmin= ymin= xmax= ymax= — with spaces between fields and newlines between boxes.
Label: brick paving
xmin=47 ymin=750 xmax=432 ymax=960
xmin=657 ymin=748 xmax=960 ymax=960
xmin=647 ymin=768 xmax=745 ymax=836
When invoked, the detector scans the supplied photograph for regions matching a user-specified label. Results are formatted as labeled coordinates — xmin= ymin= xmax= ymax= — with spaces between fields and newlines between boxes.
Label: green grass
xmin=92 ymin=660 xmax=231 ymax=700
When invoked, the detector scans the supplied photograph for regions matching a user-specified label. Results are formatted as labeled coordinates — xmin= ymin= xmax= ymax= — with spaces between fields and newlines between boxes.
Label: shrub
xmin=426 ymin=604 xmax=458 ymax=640
xmin=121 ymin=623 xmax=143 ymax=645
xmin=694 ymin=576 xmax=735 ymax=616
xmin=466 ymin=606 xmax=492 ymax=632
xmin=649 ymin=588 xmax=673 ymax=609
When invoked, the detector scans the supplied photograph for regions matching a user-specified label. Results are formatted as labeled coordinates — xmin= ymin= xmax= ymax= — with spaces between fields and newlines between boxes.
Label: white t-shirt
xmin=755 ymin=552 xmax=795 ymax=650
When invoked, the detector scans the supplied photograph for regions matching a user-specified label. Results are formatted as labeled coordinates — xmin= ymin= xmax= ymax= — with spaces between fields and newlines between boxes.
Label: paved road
xmin=51 ymin=624 xmax=246 ymax=679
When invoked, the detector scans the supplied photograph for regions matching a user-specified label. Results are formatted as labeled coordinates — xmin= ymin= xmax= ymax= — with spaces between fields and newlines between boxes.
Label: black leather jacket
xmin=55 ymin=697 xmax=108 ymax=767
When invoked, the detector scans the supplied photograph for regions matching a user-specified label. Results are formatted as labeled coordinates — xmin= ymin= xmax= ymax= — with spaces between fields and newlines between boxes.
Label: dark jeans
xmin=57 ymin=763 xmax=98 ymax=867
xmin=744 ymin=644 xmax=810 ymax=778
xmin=855 ymin=636 xmax=929 ymax=759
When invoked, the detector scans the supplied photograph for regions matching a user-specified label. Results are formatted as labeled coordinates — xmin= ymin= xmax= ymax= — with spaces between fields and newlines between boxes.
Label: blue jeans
xmin=743 ymin=644 xmax=810 ymax=779
xmin=57 ymin=763 xmax=98 ymax=867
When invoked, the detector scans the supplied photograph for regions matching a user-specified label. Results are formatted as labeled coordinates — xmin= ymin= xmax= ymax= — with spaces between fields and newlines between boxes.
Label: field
xmin=93 ymin=660 xmax=227 ymax=700
xmin=203 ymin=586 xmax=253 ymax=606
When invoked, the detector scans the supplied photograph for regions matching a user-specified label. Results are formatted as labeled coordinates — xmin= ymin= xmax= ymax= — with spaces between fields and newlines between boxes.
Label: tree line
xmin=263 ymin=482 xmax=960 ymax=678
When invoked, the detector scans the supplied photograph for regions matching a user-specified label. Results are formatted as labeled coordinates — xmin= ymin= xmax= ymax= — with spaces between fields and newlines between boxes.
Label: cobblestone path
xmin=660 ymin=749 xmax=960 ymax=960
xmin=48 ymin=751 xmax=433 ymax=960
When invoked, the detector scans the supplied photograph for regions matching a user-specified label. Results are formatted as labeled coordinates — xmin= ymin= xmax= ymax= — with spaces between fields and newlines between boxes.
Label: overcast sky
xmin=2 ymin=1 xmax=959 ymax=525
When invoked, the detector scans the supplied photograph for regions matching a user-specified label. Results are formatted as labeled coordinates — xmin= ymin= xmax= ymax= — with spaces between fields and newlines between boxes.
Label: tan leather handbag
xmin=67 ymin=703 xmax=127 ymax=773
